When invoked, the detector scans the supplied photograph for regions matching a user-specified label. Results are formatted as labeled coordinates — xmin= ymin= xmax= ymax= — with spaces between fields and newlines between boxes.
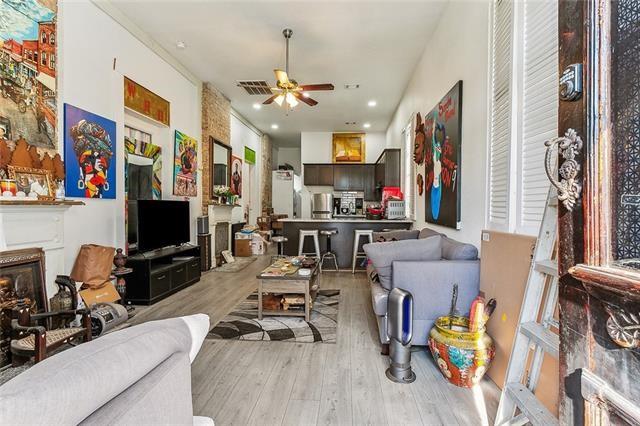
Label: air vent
xmin=237 ymin=81 xmax=273 ymax=95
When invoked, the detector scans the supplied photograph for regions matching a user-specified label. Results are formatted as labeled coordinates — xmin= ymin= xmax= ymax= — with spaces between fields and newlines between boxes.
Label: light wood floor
xmin=132 ymin=255 xmax=500 ymax=426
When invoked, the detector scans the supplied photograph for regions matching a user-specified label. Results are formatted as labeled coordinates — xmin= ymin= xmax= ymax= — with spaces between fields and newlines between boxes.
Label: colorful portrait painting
xmin=422 ymin=81 xmax=462 ymax=229
xmin=0 ymin=0 xmax=58 ymax=152
xmin=230 ymin=155 xmax=242 ymax=197
xmin=173 ymin=130 xmax=197 ymax=197
xmin=63 ymin=104 xmax=116 ymax=199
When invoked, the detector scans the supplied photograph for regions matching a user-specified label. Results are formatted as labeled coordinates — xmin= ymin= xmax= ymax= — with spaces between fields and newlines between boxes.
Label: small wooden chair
xmin=9 ymin=276 xmax=92 ymax=366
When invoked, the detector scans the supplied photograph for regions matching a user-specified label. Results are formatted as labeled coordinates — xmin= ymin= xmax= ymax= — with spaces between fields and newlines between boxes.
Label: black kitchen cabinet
xmin=333 ymin=164 xmax=364 ymax=191
xmin=364 ymin=165 xmax=377 ymax=201
xmin=303 ymin=164 xmax=333 ymax=186
xmin=332 ymin=165 xmax=350 ymax=190
xmin=375 ymin=149 xmax=401 ymax=188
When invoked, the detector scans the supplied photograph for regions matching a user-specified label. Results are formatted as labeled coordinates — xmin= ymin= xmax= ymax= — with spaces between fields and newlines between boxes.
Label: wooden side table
xmin=257 ymin=263 xmax=319 ymax=322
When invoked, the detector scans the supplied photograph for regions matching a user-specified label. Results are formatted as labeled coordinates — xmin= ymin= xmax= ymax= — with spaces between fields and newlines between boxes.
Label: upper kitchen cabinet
xmin=333 ymin=164 xmax=365 ymax=191
xmin=303 ymin=164 xmax=334 ymax=186
xmin=375 ymin=149 xmax=401 ymax=188
xmin=364 ymin=165 xmax=377 ymax=201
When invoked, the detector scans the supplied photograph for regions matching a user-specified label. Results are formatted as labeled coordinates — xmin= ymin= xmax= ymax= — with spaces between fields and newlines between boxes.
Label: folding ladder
xmin=494 ymin=186 xmax=559 ymax=426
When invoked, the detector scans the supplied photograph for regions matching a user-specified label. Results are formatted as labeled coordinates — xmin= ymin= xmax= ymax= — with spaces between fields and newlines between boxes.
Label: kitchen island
xmin=278 ymin=218 xmax=413 ymax=269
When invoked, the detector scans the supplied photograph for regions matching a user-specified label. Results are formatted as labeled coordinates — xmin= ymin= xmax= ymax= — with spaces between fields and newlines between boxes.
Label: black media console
xmin=126 ymin=244 xmax=201 ymax=305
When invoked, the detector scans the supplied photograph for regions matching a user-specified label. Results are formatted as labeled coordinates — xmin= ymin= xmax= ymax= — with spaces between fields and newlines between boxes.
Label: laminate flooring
xmin=132 ymin=255 xmax=501 ymax=425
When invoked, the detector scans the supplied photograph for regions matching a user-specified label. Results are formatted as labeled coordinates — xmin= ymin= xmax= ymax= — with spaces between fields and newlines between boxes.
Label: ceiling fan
xmin=263 ymin=28 xmax=334 ymax=109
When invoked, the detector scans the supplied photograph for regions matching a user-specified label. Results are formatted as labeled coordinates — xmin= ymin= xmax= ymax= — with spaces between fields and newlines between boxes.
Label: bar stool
xmin=319 ymin=229 xmax=339 ymax=272
xmin=298 ymin=229 xmax=321 ymax=259
xmin=271 ymin=236 xmax=288 ymax=256
xmin=352 ymin=229 xmax=374 ymax=273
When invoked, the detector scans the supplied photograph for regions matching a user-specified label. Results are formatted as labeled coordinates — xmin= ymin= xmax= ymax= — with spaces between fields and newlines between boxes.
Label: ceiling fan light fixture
xmin=274 ymin=94 xmax=285 ymax=106
xmin=286 ymin=92 xmax=299 ymax=107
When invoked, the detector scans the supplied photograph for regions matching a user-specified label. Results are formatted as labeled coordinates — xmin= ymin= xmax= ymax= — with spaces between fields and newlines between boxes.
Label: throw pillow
xmin=363 ymin=235 xmax=442 ymax=290
xmin=418 ymin=227 xmax=442 ymax=239
xmin=441 ymin=236 xmax=479 ymax=260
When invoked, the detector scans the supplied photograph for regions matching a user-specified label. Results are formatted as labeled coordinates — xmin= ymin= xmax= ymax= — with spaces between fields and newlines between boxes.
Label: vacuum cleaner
xmin=385 ymin=287 xmax=416 ymax=383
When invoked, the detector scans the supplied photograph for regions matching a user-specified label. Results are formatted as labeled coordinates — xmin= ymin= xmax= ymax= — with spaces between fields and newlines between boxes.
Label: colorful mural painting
xmin=173 ymin=130 xmax=197 ymax=197
xmin=230 ymin=154 xmax=242 ymax=197
xmin=124 ymin=77 xmax=170 ymax=126
xmin=422 ymin=81 xmax=463 ymax=229
xmin=0 ymin=0 xmax=57 ymax=151
xmin=63 ymin=104 xmax=116 ymax=199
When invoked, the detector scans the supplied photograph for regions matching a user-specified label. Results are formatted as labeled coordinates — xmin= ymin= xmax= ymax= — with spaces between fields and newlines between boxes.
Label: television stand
xmin=126 ymin=244 xmax=201 ymax=305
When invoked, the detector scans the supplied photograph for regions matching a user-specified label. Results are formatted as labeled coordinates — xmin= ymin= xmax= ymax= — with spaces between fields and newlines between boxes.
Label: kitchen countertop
xmin=278 ymin=218 xmax=414 ymax=223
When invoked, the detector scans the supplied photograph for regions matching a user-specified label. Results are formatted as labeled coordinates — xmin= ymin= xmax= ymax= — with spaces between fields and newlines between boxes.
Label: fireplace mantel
xmin=0 ymin=201 xmax=82 ymax=296
xmin=207 ymin=203 xmax=239 ymax=268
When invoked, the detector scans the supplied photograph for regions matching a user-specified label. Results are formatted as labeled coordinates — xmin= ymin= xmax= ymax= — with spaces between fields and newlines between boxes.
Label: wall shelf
xmin=0 ymin=199 xmax=85 ymax=207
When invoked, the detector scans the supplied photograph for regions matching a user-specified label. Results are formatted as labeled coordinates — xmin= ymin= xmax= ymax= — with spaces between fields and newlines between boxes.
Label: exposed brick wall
xmin=261 ymin=134 xmax=272 ymax=211
xmin=201 ymin=83 xmax=231 ymax=213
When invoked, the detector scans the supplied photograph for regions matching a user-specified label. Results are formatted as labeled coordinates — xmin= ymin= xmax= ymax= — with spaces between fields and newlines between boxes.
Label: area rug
xmin=208 ymin=289 xmax=340 ymax=343
xmin=212 ymin=256 xmax=257 ymax=272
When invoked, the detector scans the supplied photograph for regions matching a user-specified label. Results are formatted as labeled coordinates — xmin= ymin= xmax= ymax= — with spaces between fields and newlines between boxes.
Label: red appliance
xmin=382 ymin=187 xmax=404 ymax=210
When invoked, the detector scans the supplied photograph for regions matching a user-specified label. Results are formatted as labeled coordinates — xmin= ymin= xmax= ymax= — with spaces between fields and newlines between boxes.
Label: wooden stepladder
xmin=494 ymin=186 xmax=559 ymax=426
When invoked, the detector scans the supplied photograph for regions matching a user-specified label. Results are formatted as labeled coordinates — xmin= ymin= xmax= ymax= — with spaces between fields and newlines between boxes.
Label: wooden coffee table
xmin=256 ymin=260 xmax=320 ymax=322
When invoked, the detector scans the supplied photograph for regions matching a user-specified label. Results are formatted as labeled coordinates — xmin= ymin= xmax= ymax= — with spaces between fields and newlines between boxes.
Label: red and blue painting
xmin=422 ymin=81 xmax=462 ymax=229
xmin=63 ymin=104 xmax=116 ymax=199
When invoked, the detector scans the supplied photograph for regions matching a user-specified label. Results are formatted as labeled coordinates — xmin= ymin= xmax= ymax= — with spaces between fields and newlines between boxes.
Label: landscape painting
xmin=0 ymin=0 xmax=57 ymax=151
xmin=63 ymin=104 xmax=117 ymax=199
xmin=173 ymin=130 xmax=197 ymax=197
xmin=423 ymin=81 xmax=462 ymax=229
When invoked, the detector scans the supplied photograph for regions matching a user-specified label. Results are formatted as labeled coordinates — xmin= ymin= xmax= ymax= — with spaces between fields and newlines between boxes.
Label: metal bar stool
xmin=352 ymin=229 xmax=374 ymax=273
xmin=319 ymin=229 xmax=339 ymax=272
xmin=271 ymin=236 xmax=288 ymax=256
xmin=298 ymin=229 xmax=321 ymax=259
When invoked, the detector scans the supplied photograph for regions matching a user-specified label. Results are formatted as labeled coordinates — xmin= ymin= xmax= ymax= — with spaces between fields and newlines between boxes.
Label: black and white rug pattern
xmin=208 ymin=290 xmax=340 ymax=343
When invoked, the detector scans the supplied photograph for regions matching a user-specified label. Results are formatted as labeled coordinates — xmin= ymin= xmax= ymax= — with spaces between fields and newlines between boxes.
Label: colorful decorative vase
xmin=428 ymin=315 xmax=495 ymax=388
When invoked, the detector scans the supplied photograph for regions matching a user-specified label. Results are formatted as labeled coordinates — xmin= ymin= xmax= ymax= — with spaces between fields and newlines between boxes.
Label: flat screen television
xmin=131 ymin=200 xmax=191 ymax=252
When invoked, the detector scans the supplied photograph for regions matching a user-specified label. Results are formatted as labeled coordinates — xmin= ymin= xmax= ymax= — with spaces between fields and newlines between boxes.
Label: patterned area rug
xmin=208 ymin=289 xmax=340 ymax=343
xmin=212 ymin=256 xmax=257 ymax=272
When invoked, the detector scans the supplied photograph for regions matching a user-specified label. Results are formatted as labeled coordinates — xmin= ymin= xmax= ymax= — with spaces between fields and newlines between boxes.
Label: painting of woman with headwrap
xmin=173 ymin=130 xmax=198 ymax=197
xmin=63 ymin=104 xmax=117 ymax=199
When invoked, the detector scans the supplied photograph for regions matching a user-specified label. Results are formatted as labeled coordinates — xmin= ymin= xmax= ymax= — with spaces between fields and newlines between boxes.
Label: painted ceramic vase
xmin=428 ymin=315 xmax=495 ymax=388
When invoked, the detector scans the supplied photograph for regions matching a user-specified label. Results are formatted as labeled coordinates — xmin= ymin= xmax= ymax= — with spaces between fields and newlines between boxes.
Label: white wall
xmin=275 ymin=147 xmax=301 ymax=174
xmin=229 ymin=115 xmax=262 ymax=224
xmin=60 ymin=1 xmax=201 ymax=271
xmin=386 ymin=0 xmax=490 ymax=249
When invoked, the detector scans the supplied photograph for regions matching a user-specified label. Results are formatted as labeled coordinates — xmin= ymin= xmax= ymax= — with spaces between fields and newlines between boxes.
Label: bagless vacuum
xmin=385 ymin=288 xmax=416 ymax=383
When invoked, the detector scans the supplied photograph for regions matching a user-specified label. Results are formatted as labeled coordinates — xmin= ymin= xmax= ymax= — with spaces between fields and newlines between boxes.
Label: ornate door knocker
xmin=544 ymin=128 xmax=583 ymax=211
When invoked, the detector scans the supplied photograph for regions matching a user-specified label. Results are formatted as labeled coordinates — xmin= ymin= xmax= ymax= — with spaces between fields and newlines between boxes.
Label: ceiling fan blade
xmin=293 ymin=91 xmax=318 ymax=106
xmin=274 ymin=69 xmax=290 ymax=85
xmin=299 ymin=83 xmax=334 ymax=91
xmin=263 ymin=94 xmax=280 ymax=105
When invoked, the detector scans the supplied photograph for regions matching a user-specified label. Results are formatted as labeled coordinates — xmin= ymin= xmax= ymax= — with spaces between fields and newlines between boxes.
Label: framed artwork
xmin=0 ymin=1 xmax=58 ymax=152
xmin=63 ymin=104 xmax=116 ymax=199
xmin=173 ymin=130 xmax=197 ymax=197
xmin=332 ymin=133 xmax=365 ymax=163
xmin=7 ymin=165 xmax=54 ymax=198
xmin=0 ymin=248 xmax=47 ymax=367
xmin=230 ymin=155 xmax=242 ymax=197
xmin=423 ymin=81 xmax=463 ymax=229
xmin=124 ymin=132 xmax=162 ymax=200
xmin=124 ymin=77 xmax=170 ymax=126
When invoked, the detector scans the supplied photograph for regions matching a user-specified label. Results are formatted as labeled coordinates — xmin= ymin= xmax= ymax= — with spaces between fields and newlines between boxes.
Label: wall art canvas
xmin=124 ymin=77 xmax=170 ymax=126
xmin=422 ymin=81 xmax=462 ymax=229
xmin=230 ymin=154 xmax=242 ymax=197
xmin=63 ymin=103 xmax=116 ymax=199
xmin=332 ymin=133 xmax=365 ymax=163
xmin=0 ymin=0 xmax=58 ymax=152
xmin=173 ymin=130 xmax=197 ymax=197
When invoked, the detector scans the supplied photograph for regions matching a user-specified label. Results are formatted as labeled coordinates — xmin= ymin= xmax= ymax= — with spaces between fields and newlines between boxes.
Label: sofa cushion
xmin=373 ymin=229 xmax=419 ymax=242
xmin=370 ymin=281 xmax=390 ymax=316
xmin=363 ymin=235 xmax=442 ymax=290
xmin=418 ymin=227 xmax=442 ymax=239
xmin=441 ymin=236 xmax=478 ymax=260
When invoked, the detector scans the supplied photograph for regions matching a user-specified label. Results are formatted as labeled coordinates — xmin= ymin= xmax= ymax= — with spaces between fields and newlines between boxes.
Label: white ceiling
xmin=108 ymin=0 xmax=447 ymax=147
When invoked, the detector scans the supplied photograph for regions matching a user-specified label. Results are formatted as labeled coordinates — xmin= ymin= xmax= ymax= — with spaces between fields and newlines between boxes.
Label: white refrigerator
xmin=272 ymin=170 xmax=301 ymax=218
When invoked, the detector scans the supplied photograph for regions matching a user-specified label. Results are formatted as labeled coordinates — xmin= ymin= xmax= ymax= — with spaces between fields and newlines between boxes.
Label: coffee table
xmin=256 ymin=259 xmax=320 ymax=322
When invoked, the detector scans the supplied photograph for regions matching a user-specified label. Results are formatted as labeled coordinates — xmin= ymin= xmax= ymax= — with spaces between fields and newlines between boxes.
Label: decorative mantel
xmin=0 ymin=200 xmax=84 ymax=296
xmin=207 ymin=202 xmax=238 ymax=268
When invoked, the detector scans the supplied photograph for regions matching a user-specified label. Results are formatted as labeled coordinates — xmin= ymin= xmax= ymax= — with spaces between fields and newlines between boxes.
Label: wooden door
xmin=558 ymin=0 xmax=640 ymax=424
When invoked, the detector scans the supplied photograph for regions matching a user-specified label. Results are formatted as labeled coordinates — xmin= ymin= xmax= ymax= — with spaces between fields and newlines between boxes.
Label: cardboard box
xmin=79 ymin=282 xmax=120 ymax=307
xmin=235 ymin=239 xmax=252 ymax=257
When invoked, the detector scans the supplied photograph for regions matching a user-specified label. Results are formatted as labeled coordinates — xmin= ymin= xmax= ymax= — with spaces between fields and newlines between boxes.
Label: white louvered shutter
xmin=488 ymin=0 xmax=514 ymax=229
xmin=517 ymin=0 xmax=558 ymax=234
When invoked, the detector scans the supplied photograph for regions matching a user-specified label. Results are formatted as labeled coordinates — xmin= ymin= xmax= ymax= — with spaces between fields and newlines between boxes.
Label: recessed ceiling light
xmin=344 ymin=84 xmax=360 ymax=90
xmin=253 ymin=103 xmax=262 ymax=110
xmin=176 ymin=41 xmax=186 ymax=49
xmin=271 ymin=124 xmax=279 ymax=130
xmin=363 ymin=122 xmax=371 ymax=129
xmin=302 ymin=92 xmax=310 ymax=98
xmin=368 ymin=100 xmax=377 ymax=107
